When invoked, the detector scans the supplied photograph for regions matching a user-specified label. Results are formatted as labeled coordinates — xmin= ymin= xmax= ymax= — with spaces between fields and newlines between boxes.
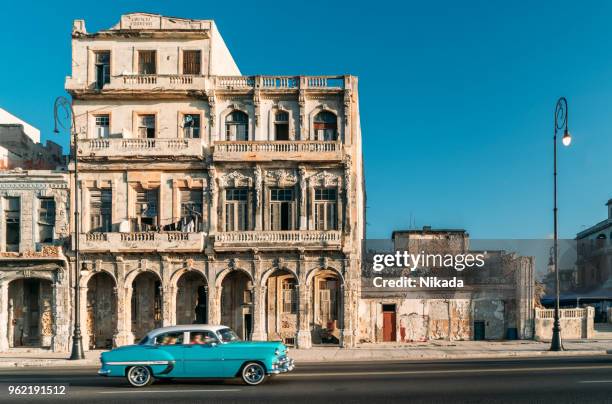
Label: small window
xmin=95 ymin=51 xmax=110 ymax=89
xmin=282 ymin=279 xmax=297 ymax=314
xmin=314 ymin=111 xmax=338 ymax=141
xmin=133 ymin=187 xmax=158 ymax=231
xmin=138 ymin=115 xmax=156 ymax=139
xmin=4 ymin=197 xmax=20 ymax=252
xmin=180 ymin=189 xmax=203 ymax=232
xmin=182 ymin=50 xmax=201 ymax=75
xmin=38 ymin=198 xmax=56 ymax=243
xmin=94 ymin=115 xmax=110 ymax=138
xmin=189 ymin=331 xmax=219 ymax=345
xmin=225 ymin=111 xmax=249 ymax=141
xmin=275 ymin=111 xmax=289 ymax=141
xmin=154 ymin=332 xmax=184 ymax=345
xmin=138 ymin=50 xmax=156 ymax=75
xmin=90 ymin=189 xmax=112 ymax=233
xmin=183 ymin=114 xmax=200 ymax=139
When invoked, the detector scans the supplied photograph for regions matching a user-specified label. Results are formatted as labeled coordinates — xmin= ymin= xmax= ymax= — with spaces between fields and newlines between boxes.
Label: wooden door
xmin=383 ymin=310 xmax=396 ymax=342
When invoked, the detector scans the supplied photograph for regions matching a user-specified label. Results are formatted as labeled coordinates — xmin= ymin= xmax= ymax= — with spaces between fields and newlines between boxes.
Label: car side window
xmin=154 ymin=332 xmax=184 ymax=345
xmin=189 ymin=331 xmax=219 ymax=345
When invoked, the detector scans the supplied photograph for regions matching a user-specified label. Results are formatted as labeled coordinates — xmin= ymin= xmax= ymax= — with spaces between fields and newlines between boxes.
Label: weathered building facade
xmin=360 ymin=228 xmax=535 ymax=343
xmin=0 ymin=169 xmax=71 ymax=352
xmin=66 ymin=13 xmax=364 ymax=350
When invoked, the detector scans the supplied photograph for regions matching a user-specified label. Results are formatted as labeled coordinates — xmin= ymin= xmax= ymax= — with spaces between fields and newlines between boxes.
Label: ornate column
xmin=343 ymin=156 xmax=352 ymax=235
xmin=0 ymin=281 xmax=9 ymax=351
xmin=296 ymin=283 xmax=312 ymax=348
xmin=116 ymin=286 xmax=134 ymax=346
xmin=250 ymin=285 xmax=268 ymax=341
xmin=208 ymin=168 xmax=218 ymax=234
xmin=299 ymin=166 xmax=307 ymax=230
xmin=254 ymin=166 xmax=263 ymax=231
xmin=79 ymin=284 xmax=89 ymax=351
xmin=298 ymin=79 xmax=307 ymax=140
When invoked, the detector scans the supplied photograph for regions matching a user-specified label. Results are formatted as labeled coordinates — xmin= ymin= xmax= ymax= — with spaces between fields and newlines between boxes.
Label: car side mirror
xmin=211 ymin=342 xmax=218 ymax=347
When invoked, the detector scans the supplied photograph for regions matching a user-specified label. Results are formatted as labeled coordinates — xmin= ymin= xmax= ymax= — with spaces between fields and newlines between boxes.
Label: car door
xmin=183 ymin=330 xmax=225 ymax=377
xmin=152 ymin=331 xmax=186 ymax=376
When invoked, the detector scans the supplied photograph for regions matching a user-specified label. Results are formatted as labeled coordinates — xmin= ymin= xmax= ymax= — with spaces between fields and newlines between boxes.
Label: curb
xmin=0 ymin=350 xmax=608 ymax=368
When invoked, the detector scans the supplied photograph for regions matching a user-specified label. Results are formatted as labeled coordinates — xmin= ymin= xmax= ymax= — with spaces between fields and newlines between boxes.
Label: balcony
xmin=77 ymin=138 xmax=203 ymax=159
xmin=66 ymin=74 xmax=348 ymax=94
xmin=80 ymin=232 xmax=204 ymax=252
xmin=66 ymin=74 xmax=207 ymax=93
xmin=213 ymin=141 xmax=343 ymax=162
xmin=214 ymin=230 xmax=342 ymax=250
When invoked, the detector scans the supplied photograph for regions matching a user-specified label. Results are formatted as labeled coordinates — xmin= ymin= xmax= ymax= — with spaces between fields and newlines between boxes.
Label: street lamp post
xmin=551 ymin=97 xmax=572 ymax=352
xmin=54 ymin=96 xmax=85 ymax=360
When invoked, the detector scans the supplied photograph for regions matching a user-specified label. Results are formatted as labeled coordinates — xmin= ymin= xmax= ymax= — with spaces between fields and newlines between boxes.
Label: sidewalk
xmin=0 ymin=340 xmax=610 ymax=368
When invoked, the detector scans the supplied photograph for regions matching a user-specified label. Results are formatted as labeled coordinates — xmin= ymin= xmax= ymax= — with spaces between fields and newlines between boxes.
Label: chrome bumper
xmin=270 ymin=357 xmax=295 ymax=374
xmin=98 ymin=367 xmax=111 ymax=376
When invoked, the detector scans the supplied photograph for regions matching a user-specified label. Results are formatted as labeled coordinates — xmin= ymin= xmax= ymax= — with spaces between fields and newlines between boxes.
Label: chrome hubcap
xmin=129 ymin=366 xmax=149 ymax=385
xmin=244 ymin=364 xmax=264 ymax=383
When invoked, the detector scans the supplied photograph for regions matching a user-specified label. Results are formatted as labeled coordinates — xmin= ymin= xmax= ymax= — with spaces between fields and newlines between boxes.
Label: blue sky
xmin=1 ymin=0 xmax=610 ymax=240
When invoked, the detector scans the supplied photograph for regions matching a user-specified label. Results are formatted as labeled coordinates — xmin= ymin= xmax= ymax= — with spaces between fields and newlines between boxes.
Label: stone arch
xmin=219 ymin=104 xmax=253 ymax=141
xmin=124 ymin=268 xmax=162 ymax=289
xmin=305 ymin=265 xmax=344 ymax=287
xmin=85 ymin=271 xmax=117 ymax=349
xmin=260 ymin=265 xmax=300 ymax=288
xmin=215 ymin=267 xmax=254 ymax=288
xmin=170 ymin=266 xmax=208 ymax=289
xmin=80 ymin=268 xmax=117 ymax=289
xmin=308 ymin=105 xmax=342 ymax=141
xmin=174 ymin=268 xmax=208 ymax=325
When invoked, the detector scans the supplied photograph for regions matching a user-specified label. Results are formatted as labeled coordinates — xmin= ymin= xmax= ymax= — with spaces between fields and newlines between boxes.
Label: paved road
xmin=1 ymin=356 xmax=612 ymax=403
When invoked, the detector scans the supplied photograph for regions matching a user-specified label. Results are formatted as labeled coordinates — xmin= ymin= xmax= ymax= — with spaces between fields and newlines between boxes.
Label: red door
xmin=383 ymin=310 xmax=396 ymax=342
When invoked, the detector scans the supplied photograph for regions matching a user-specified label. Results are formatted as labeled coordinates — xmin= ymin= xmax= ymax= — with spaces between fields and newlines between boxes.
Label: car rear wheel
xmin=241 ymin=362 xmax=266 ymax=386
xmin=127 ymin=365 xmax=153 ymax=387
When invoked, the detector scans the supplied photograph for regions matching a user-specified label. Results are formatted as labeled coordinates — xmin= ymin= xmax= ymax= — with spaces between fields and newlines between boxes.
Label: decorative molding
xmin=219 ymin=170 xmax=252 ymax=188
xmin=308 ymin=170 xmax=340 ymax=187
xmin=265 ymin=169 xmax=297 ymax=186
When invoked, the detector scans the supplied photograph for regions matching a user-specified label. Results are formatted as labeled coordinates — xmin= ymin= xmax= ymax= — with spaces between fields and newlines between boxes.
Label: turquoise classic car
xmin=98 ymin=325 xmax=295 ymax=387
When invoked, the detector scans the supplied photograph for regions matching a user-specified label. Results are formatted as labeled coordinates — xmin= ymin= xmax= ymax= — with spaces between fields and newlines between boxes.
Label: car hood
xmin=224 ymin=341 xmax=286 ymax=350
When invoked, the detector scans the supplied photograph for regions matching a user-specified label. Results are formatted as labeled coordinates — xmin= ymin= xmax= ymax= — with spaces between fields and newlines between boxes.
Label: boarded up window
xmin=314 ymin=111 xmax=338 ymax=141
xmin=138 ymin=50 xmax=156 ymax=74
xmin=225 ymin=111 xmax=249 ymax=141
xmin=94 ymin=115 xmax=110 ymax=138
xmin=182 ymin=114 xmax=200 ymax=139
xmin=183 ymin=50 xmax=201 ymax=75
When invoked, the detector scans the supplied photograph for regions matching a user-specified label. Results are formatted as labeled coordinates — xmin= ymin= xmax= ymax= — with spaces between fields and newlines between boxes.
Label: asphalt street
xmin=1 ymin=355 xmax=612 ymax=403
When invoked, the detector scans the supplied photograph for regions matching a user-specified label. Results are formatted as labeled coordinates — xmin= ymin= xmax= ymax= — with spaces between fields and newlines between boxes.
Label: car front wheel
xmin=127 ymin=365 xmax=153 ymax=387
xmin=241 ymin=362 xmax=266 ymax=386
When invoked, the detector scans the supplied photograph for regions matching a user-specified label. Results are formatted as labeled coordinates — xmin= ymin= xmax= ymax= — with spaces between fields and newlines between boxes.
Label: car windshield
xmin=218 ymin=328 xmax=240 ymax=342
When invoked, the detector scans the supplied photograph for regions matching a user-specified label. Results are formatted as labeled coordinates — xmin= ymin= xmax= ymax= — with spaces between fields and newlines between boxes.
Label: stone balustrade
xmin=213 ymin=141 xmax=343 ymax=161
xmin=80 ymin=232 xmax=204 ymax=252
xmin=534 ymin=307 xmax=594 ymax=340
xmin=77 ymin=138 xmax=202 ymax=159
xmin=66 ymin=75 xmax=347 ymax=92
xmin=214 ymin=230 xmax=342 ymax=249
